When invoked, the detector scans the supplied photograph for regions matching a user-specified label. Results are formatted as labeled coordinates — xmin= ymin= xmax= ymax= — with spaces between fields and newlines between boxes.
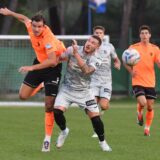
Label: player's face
xmin=84 ymin=37 xmax=100 ymax=54
xmin=140 ymin=29 xmax=151 ymax=43
xmin=31 ymin=21 xmax=45 ymax=36
xmin=94 ymin=29 xmax=105 ymax=40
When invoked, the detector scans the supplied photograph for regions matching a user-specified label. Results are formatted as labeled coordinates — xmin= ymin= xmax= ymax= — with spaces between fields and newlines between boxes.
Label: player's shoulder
xmin=130 ymin=42 xmax=141 ymax=48
xmin=101 ymin=41 xmax=115 ymax=52
xmin=42 ymin=25 xmax=55 ymax=38
xmin=150 ymin=43 xmax=159 ymax=50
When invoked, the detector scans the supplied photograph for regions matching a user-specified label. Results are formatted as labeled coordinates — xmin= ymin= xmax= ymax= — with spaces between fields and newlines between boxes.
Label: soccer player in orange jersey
xmin=0 ymin=7 xmax=66 ymax=151
xmin=123 ymin=25 xmax=160 ymax=136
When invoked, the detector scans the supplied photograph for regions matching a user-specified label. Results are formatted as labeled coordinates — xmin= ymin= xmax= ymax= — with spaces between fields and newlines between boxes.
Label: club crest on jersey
xmin=45 ymin=43 xmax=52 ymax=49
xmin=96 ymin=62 xmax=100 ymax=66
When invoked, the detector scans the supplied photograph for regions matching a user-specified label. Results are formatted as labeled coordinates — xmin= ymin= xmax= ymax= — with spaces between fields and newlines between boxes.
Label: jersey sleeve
xmin=60 ymin=46 xmax=73 ymax=59
xmin=154 ymin=47 xmax=160 ymax=63
xmin=110 ymin=44 xmax=118 ymax=59
xmin=43 ymin=35 xmax=61 ymax=56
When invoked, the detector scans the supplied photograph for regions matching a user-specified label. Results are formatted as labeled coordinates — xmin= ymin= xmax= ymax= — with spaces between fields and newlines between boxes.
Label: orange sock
xmin=145 ymin=110 xmax=154 ymax=129
xmin=31 ymin=82 xmax=44 ymax=97
xmin=45 ymin=112 xmax=54 ymax=136
xmin=137 ymin=103 xmax=143 ymax=115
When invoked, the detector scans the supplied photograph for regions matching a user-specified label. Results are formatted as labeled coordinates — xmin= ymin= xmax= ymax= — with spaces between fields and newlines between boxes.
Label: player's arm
xmin=123 ymin=62 xmax=136 ymax=77
xmin=113 ymin=57 xmax=121 ymax=70
xmin=74 ymin=52 xmax=95 ymax=75
xmin=110 ymin=44 xmax=121 ymax=70
xmin=72 ymin=40 xmax=95 ymax=75
xmin=0 ymin=7 xmax=30 ymax=23
xmin=19 ymin=52 xmax=58 ymax=73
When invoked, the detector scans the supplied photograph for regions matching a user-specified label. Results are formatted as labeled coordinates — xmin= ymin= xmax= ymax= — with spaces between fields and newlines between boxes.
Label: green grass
xmin=0 ymin=100 xmax=160 ymax=160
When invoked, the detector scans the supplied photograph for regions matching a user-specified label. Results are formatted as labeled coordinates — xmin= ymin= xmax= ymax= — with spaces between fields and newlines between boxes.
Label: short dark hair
xmin=91 ymin=35 xmax=102 ymax=46
xmin=31 ymin=14 xmax=46 ymax=25
xmin=93 ymin=25 xmax=105 ymax=33
xmin=139 ymin=25 xmax=151 ymax=34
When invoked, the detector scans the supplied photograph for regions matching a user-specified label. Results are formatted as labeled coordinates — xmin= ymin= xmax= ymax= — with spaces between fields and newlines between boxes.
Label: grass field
xmin=0 ymin=99 xmax=160 ymax=160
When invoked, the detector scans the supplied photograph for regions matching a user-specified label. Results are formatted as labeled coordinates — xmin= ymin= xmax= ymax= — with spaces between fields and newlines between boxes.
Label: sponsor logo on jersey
xmin=86 ymin=99 xmax=96 ymax=106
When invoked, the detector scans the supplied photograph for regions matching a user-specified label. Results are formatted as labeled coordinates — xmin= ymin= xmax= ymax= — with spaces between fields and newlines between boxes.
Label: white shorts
xmin=54 ymin=86 xmax=99 ymax=113
xmin=91 ymin=85 xmax=112 ymax=100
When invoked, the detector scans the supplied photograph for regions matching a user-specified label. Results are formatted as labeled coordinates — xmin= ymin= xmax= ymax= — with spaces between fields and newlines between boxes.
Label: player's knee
xmin=45 ymin=99 xmax=54 ymax=112
xmin=19 ymin=93 xmax=28 ymax=100
xmin=147 ymin=105 xmax=153 ymax=111
xmin=139 ymin=101 xmax=147 ymax=107
xmin=100 ymin=101 xmax=109 ymax=110
xmin=45 ymin=105 xmax=53 ymax=112
xmin=101 ymin=104 xmax=109 ymax=110
xmin=45 ymin=103 xmax=54 ymax=112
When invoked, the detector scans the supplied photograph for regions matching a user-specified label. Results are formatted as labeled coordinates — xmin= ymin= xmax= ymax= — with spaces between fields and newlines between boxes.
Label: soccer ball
xmin=122 ymin=48 xmax=140 ymax=66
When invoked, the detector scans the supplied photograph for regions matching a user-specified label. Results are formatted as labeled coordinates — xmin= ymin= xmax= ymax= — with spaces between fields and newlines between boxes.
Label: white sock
xmin=145 ymin=126 xmax=150 ymax=130
xmin=44 ymin=135 xmax=51 ymax=142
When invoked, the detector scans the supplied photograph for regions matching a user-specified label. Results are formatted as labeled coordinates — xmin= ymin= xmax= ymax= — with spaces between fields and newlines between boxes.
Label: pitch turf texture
xmin=0 ymin=99 xmax=160 ymax=160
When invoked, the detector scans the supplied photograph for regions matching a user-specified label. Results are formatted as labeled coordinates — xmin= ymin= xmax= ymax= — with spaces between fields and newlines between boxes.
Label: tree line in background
xmin=0 ymin=0 xmax=160 ymax=49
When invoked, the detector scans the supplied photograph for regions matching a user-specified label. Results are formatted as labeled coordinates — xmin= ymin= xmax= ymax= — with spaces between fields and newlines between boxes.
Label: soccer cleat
xmin=99 ymin=140 xmax=112 ymax=152
xmin=56 ymin=128 xmax=69 ymax=148
xmin=137 ymin=113 xmax=144 ymax=126
xmin=91 ymin=132 xmax=98 ymax=138
xmin=144 ymin=129 xmax=150 ymax=136
xmin=42 ymin=141 xmax=50 ymax=152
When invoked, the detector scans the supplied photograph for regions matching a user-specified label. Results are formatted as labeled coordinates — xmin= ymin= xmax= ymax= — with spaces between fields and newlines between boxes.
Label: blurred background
xmin=0 ymin=0 xmax=160 ymax=101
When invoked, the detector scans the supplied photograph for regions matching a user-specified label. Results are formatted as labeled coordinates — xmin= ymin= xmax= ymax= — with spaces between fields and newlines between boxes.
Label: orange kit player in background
xmin=123 ymin=25 xmax=160 ymax=136
xmin=0 ymin=8 xmax=66 ymax=151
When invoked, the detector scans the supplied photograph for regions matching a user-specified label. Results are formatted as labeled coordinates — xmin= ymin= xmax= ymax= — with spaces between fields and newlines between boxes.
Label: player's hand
xmin=18 ymin=66 xmax=34 ymax=74
xmin=72 ymin=39 xmax=78 ymax=55
xmin=0 ymin=7 xmax=12 ymax=16
xmin=114 ymin=61 xmax=121 ymax=70
xmin=130 ymin=70 xmax=137 ymax=77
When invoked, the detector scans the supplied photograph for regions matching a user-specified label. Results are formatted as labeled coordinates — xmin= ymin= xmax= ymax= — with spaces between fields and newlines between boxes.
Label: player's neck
xmin=140 ymin=41 xmax=150 ymax=46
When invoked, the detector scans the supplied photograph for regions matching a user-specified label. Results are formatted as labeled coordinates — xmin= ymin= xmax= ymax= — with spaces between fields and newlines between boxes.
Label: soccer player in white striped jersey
xmin=54 ymin=36 xmax=112 ymax=152
xmin=91 ymin=26 xmax=121 ymax=138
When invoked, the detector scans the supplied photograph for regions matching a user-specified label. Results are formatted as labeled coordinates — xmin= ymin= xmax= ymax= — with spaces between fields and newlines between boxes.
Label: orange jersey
xmin=129 ymin=42 xmax=160 ymax=87
xmin=25 ymin=21 xmax=66 ymax=63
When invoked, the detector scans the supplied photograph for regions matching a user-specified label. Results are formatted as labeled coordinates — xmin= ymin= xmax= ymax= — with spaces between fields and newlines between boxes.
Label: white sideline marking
xmin=0 ymin=102 xmax=78 ymax=107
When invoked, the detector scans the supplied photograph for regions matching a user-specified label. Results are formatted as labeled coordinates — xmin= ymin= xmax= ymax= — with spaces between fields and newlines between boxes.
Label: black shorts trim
xmin=132 ymin=85 xmax=157 ymax=99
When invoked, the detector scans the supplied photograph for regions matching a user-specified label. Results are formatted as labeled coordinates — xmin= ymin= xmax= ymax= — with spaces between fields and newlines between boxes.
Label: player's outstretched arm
xmin=0 ymin=7 xmax=30 ymax=23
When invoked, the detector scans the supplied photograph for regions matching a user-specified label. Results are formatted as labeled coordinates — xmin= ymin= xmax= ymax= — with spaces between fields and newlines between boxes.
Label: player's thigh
xmin=133 ymin=85 xmax=147 ymax=106
xmin=19 ymin=83 xmax=35 ymax=100
xmin=137 ymin=95 xmax=147 ymax=107
xmin=20 ymin=71 xmax=43 ymax=99
xmin=54 ymin=88 xmax=71 ymax=111
xmin=145 ymin=87 xmax=156 ymax=110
